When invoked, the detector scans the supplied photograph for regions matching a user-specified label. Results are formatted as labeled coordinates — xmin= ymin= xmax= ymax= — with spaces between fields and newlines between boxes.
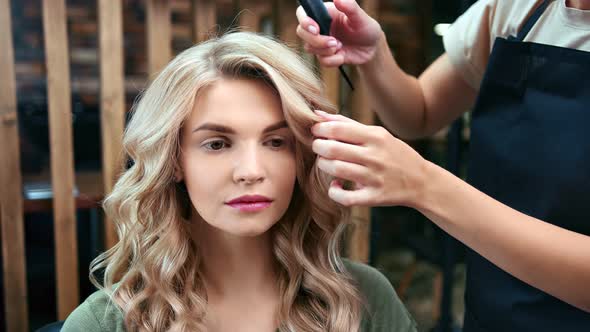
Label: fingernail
xmin=327 ymin=39 xmax=338 ymax=47
xmin=317 ymin=157 xmax=326 ymax=170
xmin=317 ymin=157 xmax=334 ymax=173
xmin=314 ymin=110 xmax=330 ymax=120
xmin=311 ymin=123 xmax=321 ymax=136
xmin=328 ymin=186 xmax=346 ymax=204
xmin=312 ymin=123 xmax=327 ymax=137
xmin=308 ymin=25 xmax=318 ymax=34
xmin=312 ymin=139 xmax=328 ymax=155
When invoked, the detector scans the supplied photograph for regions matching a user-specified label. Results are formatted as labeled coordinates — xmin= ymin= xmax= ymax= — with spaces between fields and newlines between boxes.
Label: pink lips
xmin=226 ymin=195 xmax=273 ymax=212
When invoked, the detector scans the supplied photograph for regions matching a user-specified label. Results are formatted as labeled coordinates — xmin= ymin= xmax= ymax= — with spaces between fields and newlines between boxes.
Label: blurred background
xmin=0 ymin=0 xmax=474 ymax=331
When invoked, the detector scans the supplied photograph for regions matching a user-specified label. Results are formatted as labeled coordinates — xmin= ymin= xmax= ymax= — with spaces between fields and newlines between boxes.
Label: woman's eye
xmin=203 ymin=140 xmax=229 ymax=151
xmin=267 ymin=138 xmax=285 ymax=148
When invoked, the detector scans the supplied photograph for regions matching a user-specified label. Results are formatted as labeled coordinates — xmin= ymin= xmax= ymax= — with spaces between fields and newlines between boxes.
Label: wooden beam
xmin=146 ymin=0 xmax=171 ymax=76
xmin=346 ymin=0 xmax=379 ymax=264
xmin=321 ymin=67 xmax=340 ymax=108
xmin=278 ymin=0 xmax=299 ymax=46
xmin=417 ymin=0 xmax=432 ymax=73
xmin=42 ymin=0 xmax=80 ymax=319
xmin=0 ymin=1 xmax=28 ymax=330
xmin=192 ymin=0 xmax=217 ymax=43
xmin=347 ymin=67 xmax=372 ymax=263
xmin=363 ymin=0 xmax=379 ymax=18
xmin=308 ymin=0 xmax=348 ymax=259
xmin=99 ymin=0 xmax=125 ymax=249
xmin=238 ymin=0 xmax=272 ymax=32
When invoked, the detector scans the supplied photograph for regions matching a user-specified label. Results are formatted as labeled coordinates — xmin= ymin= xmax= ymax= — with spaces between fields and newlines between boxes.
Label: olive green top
xmin=62 ymin=260 xmax=417 ymax=331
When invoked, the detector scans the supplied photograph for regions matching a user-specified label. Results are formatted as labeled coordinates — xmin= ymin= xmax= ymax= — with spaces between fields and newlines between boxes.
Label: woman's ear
xmin=174 ymin=166 xmax=184 ymax=183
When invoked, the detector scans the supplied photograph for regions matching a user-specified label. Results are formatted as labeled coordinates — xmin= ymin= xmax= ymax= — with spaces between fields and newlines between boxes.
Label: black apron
xmin=464 ymin=1 xmax=590 ymax=331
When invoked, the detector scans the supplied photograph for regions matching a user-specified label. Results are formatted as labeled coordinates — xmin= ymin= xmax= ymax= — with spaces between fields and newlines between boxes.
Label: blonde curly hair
xmin=90 ymin=31 xmax=364 ymax=331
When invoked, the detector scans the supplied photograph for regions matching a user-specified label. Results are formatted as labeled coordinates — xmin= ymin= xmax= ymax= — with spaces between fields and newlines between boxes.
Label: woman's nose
xmin=233 ymin=145 xmax=266 ymax=184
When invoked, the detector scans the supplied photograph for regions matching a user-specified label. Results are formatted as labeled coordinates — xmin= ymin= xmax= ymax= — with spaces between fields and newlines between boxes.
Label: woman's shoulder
xmin=61 ymin=289 xmax=126 ymax=332
xmin=343 ymin=259 xmax=391 ymax=290
xmin=343 ymin=258 xmax=406 ymax=306
xmin=343 ymin=259 xmax=418 ymax=332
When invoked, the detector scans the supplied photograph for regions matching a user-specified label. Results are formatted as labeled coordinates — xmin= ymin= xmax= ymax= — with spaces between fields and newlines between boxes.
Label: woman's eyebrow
xmin=262 ymin=120 xmax=288 ymax=133
xmin=192 ymin=120 xmax=288 ymax=134
xmin=192 ymin=123 xmax=234 ymax=134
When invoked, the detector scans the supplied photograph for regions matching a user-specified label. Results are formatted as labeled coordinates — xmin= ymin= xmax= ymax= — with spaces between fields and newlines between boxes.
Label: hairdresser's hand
xmin=312 ymin=110 xmax=428 ymax=207
xmin=296 ymin=0 xmax=382 ymax=67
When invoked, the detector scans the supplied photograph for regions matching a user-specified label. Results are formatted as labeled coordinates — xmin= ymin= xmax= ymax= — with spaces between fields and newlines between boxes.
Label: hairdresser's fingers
xmin=316 ymin=52 xmax=346 ymax=67
xmin=332 ymin=0 xmax=366 ymax=29
xmin=313 ymin=139 xmax=368 ymax=165
xmin=295 ymin=5 xmax=318 ymax=32
xmin=313 ymin=110 xmax=356 ymax=123
xmin=304 ymin=43 xmax=341 ymax=57
xmin=312 ymin=120 xmax=375 ymax=145
xmin=322 ymin=1 xmax=341 ymax=19
xmin=296 ymin=2 xmax=342 ymax=31
xmin=317 ymin=158 xmax=374 ymax=186
xmin=327 ymin=179 xmax=375 ymax=206
xmin=296 ymin=25 xmax=340 ymax=49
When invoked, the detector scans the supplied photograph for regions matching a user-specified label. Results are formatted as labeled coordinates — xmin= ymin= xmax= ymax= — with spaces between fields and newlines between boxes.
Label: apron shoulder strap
xmin=514 ymin=0 xmax=551 ymax=41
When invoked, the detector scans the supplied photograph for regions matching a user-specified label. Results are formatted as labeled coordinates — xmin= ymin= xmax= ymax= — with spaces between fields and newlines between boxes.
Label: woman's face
xmin=179 ymin=78 xmax=297 ymax=237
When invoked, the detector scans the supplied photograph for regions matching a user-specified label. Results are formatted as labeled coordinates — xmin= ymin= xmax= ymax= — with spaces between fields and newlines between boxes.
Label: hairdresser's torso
xmin=445 ymin=0 xmax=590 ymax=331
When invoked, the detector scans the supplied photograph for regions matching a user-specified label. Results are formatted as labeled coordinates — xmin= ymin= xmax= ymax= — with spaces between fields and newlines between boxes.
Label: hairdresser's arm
xmin=311 ymin=112 xmax=590 ymax=313
xmin=359 ymin=36 xmax=477 ymax=139
xmin=296 ymin=0 xmax=477 ymax=139
xmin=418 ymin=161 xmax=590 ymax=313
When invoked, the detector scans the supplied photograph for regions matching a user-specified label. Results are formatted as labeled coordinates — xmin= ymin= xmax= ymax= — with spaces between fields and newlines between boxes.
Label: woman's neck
xmin=193 ymin=221 xmax=279 ymax=299
xmin=566 ymin=0 xmax=590 ymax=10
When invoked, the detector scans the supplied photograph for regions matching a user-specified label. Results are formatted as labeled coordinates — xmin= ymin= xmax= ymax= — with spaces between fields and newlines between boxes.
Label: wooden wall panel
xmin=192 ymin=0 xmax=217 ymax=43
xmin=99 ymin=0 xmax=125 ymax=249
xmin=321 ymin=67 xmax=341 ymax=108
xmin=238 ymin=0 xmax=272 ymax=32
xmin=0 ymin=0 xmax=28 ymax=330
xmin=42 ymin=0 xmax=80 ymax=319
xmin=147 ymin=0 xmax=172 ymax=76
xmin=278 ymin=0 xmax=300 ymax=46
xmin=347 ymin=0 xmax=379 ymax=263
xmin=347 ymin=70 xmax=373 ymax=263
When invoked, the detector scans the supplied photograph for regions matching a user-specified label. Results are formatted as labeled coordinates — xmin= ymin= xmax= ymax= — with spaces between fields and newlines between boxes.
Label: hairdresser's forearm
xmin=358 ymin=33 xmax=477 ymax=139
xmin=358 ymin=32 xmax=427 ymax=139
xmin=414 ymin=161 xmax=590 ymax=312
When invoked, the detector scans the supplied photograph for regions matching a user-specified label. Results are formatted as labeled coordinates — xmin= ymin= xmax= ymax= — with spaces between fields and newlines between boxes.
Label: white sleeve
xmin=442 ymin=0 xmax=538 ymax=90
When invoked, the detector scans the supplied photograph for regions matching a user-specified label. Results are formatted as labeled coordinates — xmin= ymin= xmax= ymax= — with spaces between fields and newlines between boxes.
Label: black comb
xmin=298 ymin=0 xmax=354 ymax=90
